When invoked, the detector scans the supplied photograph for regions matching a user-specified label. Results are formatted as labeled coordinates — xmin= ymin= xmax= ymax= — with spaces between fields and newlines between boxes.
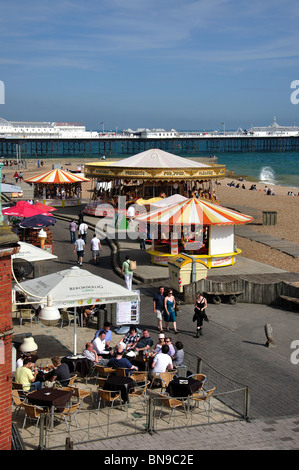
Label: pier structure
xmin=1 ymin=133 xmax=299 ymax=160
xmin=1 ymin=118 xmax=299 ymax=159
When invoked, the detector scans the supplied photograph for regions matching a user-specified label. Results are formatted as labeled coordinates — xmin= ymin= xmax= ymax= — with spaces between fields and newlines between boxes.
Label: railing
xmin=15 ymin=353 xmax=250 ymax=450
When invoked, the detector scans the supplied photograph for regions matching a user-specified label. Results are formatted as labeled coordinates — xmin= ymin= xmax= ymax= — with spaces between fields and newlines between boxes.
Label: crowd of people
xmin=80 ymin=321 xmax=186 ymax=379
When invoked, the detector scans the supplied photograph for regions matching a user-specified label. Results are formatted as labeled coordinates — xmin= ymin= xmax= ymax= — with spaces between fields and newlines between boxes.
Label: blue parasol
xmin=19 ymin=214 xmax=57 ymax=228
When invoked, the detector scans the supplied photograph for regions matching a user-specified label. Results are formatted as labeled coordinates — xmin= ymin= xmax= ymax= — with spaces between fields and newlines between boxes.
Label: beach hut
xmin=25 ymin=168 xmax=89 ymax=207
xmin=135 ymin=197 xmax=253 ymax=268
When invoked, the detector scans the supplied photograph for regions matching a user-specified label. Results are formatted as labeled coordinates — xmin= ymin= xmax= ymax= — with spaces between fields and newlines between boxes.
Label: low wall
xmin=183 ymin=277 xmax=299 ymax=306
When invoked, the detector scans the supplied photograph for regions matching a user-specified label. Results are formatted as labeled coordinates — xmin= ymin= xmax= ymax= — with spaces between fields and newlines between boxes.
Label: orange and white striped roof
xmin=25 ymin=169 xmax=89 ymax=184
xmin=135 ymin=197 xmax=253 ymax=226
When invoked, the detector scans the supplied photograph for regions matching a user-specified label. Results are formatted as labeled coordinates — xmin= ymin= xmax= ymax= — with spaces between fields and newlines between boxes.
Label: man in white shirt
xmin=92 ymin=331 xmax=111 ymax=358
xmin=151 ymin=344 xmax=173 ymax=378
xmin=127 ymin=204 xmax=135 ymax=223
xmin=74 ymin=234 xmax=85 ymax=265
xmin=91 ymin=233 xmax=102 ymax=265
xmin=79 ymin=221 xmax=88 ymax=242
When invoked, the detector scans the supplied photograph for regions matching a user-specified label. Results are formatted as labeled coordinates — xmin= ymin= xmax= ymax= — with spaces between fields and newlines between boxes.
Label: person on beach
xmin=193 ymin=292 xmax=208 ymax=337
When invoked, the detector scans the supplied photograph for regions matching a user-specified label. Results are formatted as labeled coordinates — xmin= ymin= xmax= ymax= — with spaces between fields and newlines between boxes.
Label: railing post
xmin=197 ymin=357 xmax=203 ymax=374
xmin=38 ymin=413 xmax=45 ymax=450
xmin=146 ymin=397 xmax=154 ymax=435
xmin=244 ymin=387 xmax=251 ymax=422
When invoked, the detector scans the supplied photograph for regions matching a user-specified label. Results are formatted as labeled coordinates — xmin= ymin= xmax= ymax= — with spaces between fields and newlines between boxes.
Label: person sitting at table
xmin=82 ymin=342 xmax=101 ymax=364
xmin=83 ymin=304 xmax=95 ymax=327
xmin=134 ymin=328 xmax=154 ymax=354
xmin=117 ymin=325 xmax=140 ymax=351
xmin=164 ymin=337 xmax=175 ymax=359
xmin=173 ymin=341 xmax=185 ymax=366
xmin=92 ymin=331 xmax=112 ymax=358
xmin=49 ymin=356 xmax=71 ymax=386
xmin=107 ymin=346 xmax=139 ymax=375
xmin=150 ymin=344 xmax=173 ymax=378
xmin=14 ymin=357 xmax=42 ymax=392
xmin=93 ymin=321 xmax=113 ymax=349
xmin=152 ymin=333 xmax=165 ymax=356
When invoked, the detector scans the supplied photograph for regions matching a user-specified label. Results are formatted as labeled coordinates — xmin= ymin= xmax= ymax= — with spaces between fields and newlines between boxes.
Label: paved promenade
xmin=10 ymin=186 xmax=299 ymax=450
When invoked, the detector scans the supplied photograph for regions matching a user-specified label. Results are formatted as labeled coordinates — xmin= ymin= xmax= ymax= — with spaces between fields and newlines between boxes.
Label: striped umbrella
xmin=25 ymin=169 xmax=89 ymax=184
xmin=135 ymin=197 xmax=253 ymax=226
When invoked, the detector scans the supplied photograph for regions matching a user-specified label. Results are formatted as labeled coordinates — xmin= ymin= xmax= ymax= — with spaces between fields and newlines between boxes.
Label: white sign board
xmin=116 ymin=290 xmax=140 ymax=325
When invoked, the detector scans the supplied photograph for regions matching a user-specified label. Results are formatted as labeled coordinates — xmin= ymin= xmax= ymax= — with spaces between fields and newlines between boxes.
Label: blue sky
xmin=1 ymin=0 xmax=299 ymax=130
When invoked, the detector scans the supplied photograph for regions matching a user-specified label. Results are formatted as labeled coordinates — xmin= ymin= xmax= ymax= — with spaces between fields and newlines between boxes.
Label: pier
xmin=1 ymin=133 xmax=299 ymax=159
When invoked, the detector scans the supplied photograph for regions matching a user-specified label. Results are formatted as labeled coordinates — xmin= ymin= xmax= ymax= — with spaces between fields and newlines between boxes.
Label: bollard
xmin=264 ymin=323 xmax=276 ymax=348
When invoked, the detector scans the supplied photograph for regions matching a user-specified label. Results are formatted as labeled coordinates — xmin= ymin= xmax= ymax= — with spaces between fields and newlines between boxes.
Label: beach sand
xmin=3 ymin=158 xmax=299 ymax=273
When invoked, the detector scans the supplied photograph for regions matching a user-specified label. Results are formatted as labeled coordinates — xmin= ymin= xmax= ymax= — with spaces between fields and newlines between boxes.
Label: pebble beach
xmin=2 ymin=157 xmax=299 ymax=273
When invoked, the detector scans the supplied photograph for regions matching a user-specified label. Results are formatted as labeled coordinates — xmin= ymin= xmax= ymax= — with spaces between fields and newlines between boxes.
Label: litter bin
xmin=262 ymin=211 xmax=277 ymax=225
xmin=168 ymin=254 xmax=208 ymax=293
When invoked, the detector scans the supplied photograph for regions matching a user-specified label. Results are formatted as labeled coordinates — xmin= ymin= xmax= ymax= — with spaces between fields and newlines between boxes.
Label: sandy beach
xmin=2 ymin=157 xmax=299 ymax=273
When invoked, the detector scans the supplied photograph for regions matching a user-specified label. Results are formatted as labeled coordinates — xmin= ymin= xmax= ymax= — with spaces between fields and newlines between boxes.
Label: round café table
xmin=104 ymin=375 xmax=135 ymax=403
xmin=27 ymin=388 xmax=74 ymax=430
xmin=166 ymin=376 xmax=202 ymax=398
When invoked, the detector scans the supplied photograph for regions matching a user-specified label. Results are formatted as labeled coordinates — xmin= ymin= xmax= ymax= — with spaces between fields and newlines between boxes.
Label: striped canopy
xmin=25 ymin=169 xmax=89 ymax=184
xmin=135 ymin=197 xmax=253 ymax=226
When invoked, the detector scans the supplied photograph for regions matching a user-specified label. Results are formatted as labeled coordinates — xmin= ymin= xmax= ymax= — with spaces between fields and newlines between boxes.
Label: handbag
xmin=129 ymin=260 xmax=137 ymax=270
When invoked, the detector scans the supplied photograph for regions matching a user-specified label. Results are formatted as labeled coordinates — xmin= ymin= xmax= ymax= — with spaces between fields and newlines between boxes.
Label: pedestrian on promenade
xmin=153 ymin=286 xmax=165 ymax=332
xmin=121 ymin=255 xmax=133 ymax=290
xmin=69 ymin=219 xmax=77 ymax=244
xmin=74 ymin=234 xmax=85 ymax=266
xmin=193 ymin=292 xmax=208 ymax=337
xmin=91 ymin=233 xmax=102 ymax=265
xmin=164 ymin=289 xmax=179 ymax=334
xmin=79 ymin=221 xmax=88 ymax=243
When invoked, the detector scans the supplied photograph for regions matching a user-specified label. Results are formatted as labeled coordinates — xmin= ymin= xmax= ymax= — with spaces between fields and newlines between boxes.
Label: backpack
xmin=129 ymin=260 xmax=137 ymax=270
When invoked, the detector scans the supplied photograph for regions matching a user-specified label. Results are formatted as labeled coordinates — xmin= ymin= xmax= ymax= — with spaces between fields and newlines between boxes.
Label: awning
xmin=25 ymin=168 xmax=90 ymax=184
xmin=135 ymin=197 xmax=253 ymax=226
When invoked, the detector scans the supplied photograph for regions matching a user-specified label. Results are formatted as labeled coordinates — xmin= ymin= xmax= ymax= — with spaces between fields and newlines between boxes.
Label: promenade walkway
xmin=9 ymin=186 xmax=299 ymax=450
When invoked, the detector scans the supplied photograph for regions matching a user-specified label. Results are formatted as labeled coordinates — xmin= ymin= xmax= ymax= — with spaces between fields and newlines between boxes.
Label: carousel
xmin=25 ymin=169 xmax=89 ymax=207
xmin=83 ymin=148 xmax=226 ymax=215
xmin=134 ymin=197 xmax=253 ymax=268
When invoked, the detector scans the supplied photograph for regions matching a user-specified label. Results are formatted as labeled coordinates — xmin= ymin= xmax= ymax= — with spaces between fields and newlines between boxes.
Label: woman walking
xmin=193 ymin=292 xmax=208 ymax=337
xmin=164 ymin=290 xmax=179 ymax=334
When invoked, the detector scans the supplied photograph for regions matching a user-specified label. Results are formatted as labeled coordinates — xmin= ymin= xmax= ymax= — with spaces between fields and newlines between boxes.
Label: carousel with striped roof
xmin=84 ymin=148 xmax=253 ymax=268
xmin=25 ymin=168 xmax=89 ymax=207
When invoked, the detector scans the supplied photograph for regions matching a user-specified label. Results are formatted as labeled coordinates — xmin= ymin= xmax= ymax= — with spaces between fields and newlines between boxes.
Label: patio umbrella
xmin=25 ymin=168 xmax=90 ymax=184
xmin=2 ymin=200 xmax=52 ymax=217
xmin=18 ymin=214 xmax=57 ymax=228
xmin=15 ymin=266 xmax=139 ymax=354
xmin=135 ymin=197 xmax=253 ymax=226
xmin=32 ymin=202 xmax=57 ymax=212
xmin=12 ymin=241 xmax=58 ymax=262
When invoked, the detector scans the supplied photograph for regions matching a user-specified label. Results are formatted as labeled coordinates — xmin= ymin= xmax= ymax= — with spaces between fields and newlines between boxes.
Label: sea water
xmin=214 ymin=151 xmax=299 ymax=188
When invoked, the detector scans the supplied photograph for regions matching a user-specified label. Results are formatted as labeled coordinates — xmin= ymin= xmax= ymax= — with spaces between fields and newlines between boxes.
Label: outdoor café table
xmin=61 ymin=355 xmax=92 ymax=378
xmin=130 ymin=353 xmax=154 ymax=371
xmin=166 ymin=376 xmax=202 ymax=399
xmin=27 ymin=388 xmax=73 ymax=431
xmin=104 ymin=376 xmax=135 ymax=403
xmin=36 ymin=367 xmax=54 ymax=383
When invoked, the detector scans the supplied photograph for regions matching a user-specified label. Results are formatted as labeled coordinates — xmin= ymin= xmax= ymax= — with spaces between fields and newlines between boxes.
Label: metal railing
xmin=16 ymin=353 xmax=250 ymax=450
